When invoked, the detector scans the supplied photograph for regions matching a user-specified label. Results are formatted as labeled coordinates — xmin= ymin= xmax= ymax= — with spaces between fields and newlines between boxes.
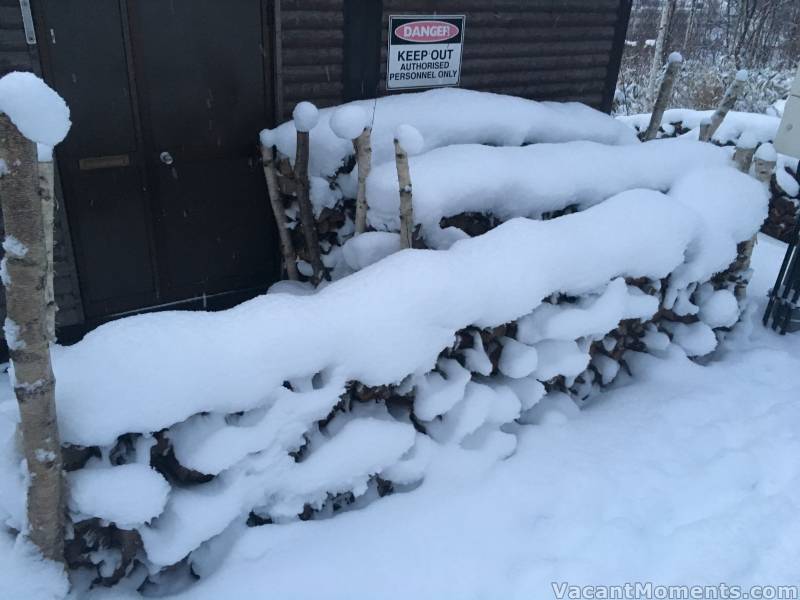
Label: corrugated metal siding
xmin=278 ymin=0 xmax=346 ymax=121
xmin=379 ymin=0 xmax=627 ymax=108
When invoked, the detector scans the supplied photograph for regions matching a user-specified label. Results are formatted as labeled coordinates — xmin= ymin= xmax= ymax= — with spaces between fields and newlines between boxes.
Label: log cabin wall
xmin=377 ymin=0 xmax=632 ymax=111
xmin=0 ymin=0 xmax=632 ymax=356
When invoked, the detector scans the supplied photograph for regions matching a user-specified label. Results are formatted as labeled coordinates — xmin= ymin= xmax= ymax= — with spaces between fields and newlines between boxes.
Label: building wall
xmin=0 ymin=0 xmax=631 ymax=351
xmin=0 ymin=0 xmax=86 ymax=349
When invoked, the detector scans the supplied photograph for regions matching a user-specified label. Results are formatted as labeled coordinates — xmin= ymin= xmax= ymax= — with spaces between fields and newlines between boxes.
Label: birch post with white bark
xmin=395 ymin=138 xmax=414 ymax=249
xmin=732 ymin=134 xmax=757 ymax=173
xmin=647 ymin=0 xmax=677 ymax=106
xmin=260 ymin=144 xmax=299 ymax=281
xmin=353 ymin=127 xmax=372 ymax=235
xmin=37 ymin=159 xmax=56 ymax=340
xmin=0 ymin=114 xmax=64 ymax=562
xmin=753 ymin=142 xmax=777 ymax=184
xmin=643 ymin=52 xmax=683 ymax=142
xmin=699 ymin=70 xmax=748 ymax=142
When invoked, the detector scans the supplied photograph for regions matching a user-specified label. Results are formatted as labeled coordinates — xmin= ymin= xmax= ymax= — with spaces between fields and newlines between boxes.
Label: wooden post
xmin=647 ymin=0 xmax=677 ymax=106
xmin=732 ymin=134 xmax=757 ymax=173
xmin=292 ymin=102 xmax=326 ymax=284
xmin=643 ymin=52 xmax=683 ymax=142
xmin=395 ymin=138 xmax=414 ymax=249
xmin=736 ymin=142 xmax=776 ymax=301
xmin=700 ymin=70 xmax=748 ymax=142
xmin=353 ymin=127 xmax=372 ymax=235
xmin=294 ymin=130 xmax=326 ymax=283
xmin=0 ymin=114 xmax=64 ymax=563
xmin=260 ymin=144 xmax=299 ymax=281
xmin=37 ymin=159 xmax=56 ymax=341
xmin=753 ymin=142 xmax=777 ymax=184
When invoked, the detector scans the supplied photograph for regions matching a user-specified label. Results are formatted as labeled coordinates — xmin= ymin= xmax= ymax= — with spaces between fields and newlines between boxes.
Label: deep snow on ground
xmin=2 ymin=235 xmax=800 ymax=599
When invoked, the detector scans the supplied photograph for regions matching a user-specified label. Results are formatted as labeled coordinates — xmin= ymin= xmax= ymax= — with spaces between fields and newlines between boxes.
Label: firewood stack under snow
xmin=619 ymin=106 xmax=800 ymax=242
xmin=0 ymin=89 xmax=769 ymax=589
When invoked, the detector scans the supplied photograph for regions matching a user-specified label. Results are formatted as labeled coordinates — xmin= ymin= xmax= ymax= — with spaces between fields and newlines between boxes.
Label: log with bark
xmin=643 ymin=52 xmax=683 ymax=142
xmin=293 ymin=102 xmax=327 ymax=283
xmin=260 ymin=144 xmax=299 ymax=281
xmin=699 ymin=70 xmax=748 ymax=142
xmin=0 ymin=114 xmax=64 ymax=562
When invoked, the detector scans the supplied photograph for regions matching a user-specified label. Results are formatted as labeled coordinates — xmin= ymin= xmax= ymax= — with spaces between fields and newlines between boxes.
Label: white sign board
xmin=387 ymin=15 xmax=465 ymax=90
xmin=775 ymin=65 xmax=800 ymax=159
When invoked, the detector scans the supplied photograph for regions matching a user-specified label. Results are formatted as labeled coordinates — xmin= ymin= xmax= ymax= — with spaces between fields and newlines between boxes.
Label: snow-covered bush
xmin=0 ymin=90 xmax=770 ymax=594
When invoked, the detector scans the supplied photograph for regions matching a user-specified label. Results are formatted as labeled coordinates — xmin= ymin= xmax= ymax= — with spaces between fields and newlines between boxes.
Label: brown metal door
xmin=36 ymin=0 xmax=279 ymax=323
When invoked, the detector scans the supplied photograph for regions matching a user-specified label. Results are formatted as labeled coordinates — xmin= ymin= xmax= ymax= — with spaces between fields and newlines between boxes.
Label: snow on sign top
xmin=387 ymin=15 xmax=465 ymax=91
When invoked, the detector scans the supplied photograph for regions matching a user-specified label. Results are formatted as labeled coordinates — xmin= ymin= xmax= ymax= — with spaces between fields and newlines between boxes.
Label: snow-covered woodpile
xmin=619 ymin=108 xmax=800 ymax=243
xmin=0 ymin=90 xmax=770 ymax=592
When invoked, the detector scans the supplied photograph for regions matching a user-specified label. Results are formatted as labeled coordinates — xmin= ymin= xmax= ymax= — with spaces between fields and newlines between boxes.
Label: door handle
xmin=159 ymin=151 xmax=174 ymax=166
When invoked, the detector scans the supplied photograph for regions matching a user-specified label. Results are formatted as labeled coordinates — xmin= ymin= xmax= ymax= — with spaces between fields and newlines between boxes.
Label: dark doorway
xmin=34 ymin=0 xmax=280 ymax=325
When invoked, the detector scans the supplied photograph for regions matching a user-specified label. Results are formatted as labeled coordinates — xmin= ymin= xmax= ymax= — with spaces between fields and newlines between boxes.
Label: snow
xmin=2 ymin=236 xmax=798 ymax=599
xmin=394 ymin=124 xmax=424 ymax=155
xmin=736 ymin=69 xmax=749 ymax=82
xmin=755 ymin=141 xmax=777 ymax=162
xmin=291 ymin=101 xmax=318 ymax=133
xmin=329 ymin=104 xmax=369 ymax=140
xmin=618 ymin=109 xmax=780 ymax=145
xmin=120 ymin=237 xmax=800 ymax=599
xmin=366 ymin=139 xmax=730 ymax=241
xmin=497 ymin=337 xmax=538 ymax=379
xmin=68 ymin=464 xmax=170 ymax=529
xmin=49 ymin=165 xmax=764 ymax=449
xmin=0 ymin=72 xmax=71 ymax=146
xmin=698 ymin=289 xmax=740 ymax=329
xmin=341 ymin=232 xmax=401 ymax=271
xmin=3 ymin=318 xmax=23 ymax=351
xmin=0 ymin=532 xmax=68 ymax=600
xmin=2 ymin=235 xmax=27 ymax=258
xmin=668 ymin=51 xmax=683 ymax=64
xmin=261 ymin=89 xmax=638 ymax=178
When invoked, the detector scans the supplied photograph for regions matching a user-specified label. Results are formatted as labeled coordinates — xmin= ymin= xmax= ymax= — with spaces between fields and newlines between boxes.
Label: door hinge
xmin=19 ymin=0 xmax=37 ymax=45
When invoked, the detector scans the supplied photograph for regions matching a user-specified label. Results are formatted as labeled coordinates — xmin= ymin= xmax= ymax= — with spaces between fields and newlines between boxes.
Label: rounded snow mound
xmin=0 ymin=71 xmax=71 ymax=146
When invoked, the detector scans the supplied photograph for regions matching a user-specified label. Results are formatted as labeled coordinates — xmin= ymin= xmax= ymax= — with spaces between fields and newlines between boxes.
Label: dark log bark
xmin=294 ymin=130 xmax=326 ymax=283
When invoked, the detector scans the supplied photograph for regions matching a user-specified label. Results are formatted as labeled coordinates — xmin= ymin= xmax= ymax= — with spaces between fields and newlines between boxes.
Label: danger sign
xmin=387 ymin=15 xmax=465 ymax=90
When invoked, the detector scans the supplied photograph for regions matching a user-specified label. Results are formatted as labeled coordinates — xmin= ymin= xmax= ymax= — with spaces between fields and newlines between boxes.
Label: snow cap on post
xmin=667 ymin=51 xmax=683 ymax=64
xmin=259 ymin=128 xmax=276 ymax=149
xmin=330 ymin=105 xmax=369 ymax=140
xmin=293 ymin=101 xmax=319 ymax=133
xmin=394 ymin=124 xmax=424 ymax=156
xmin=0 ymin=71 xmax=71 ymax=148
xmin=754 ymin=142 xmax=777 ymax=162
xmin=735 ymin=69 xmax=748 ymax=82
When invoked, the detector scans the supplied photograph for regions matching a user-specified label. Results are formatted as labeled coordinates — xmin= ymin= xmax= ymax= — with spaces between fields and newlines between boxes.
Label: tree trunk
xmin=353 ymin=127 xmax=372 ymax=235
xmin=394 ymin=139 xmax=414 ymax=249
xmin=647 ymin=0 xmax=677 ymax=106
xmin=0 ymin=114 xmax=64 ymax=563
xmin=699 ymin=73 xmax=747 ymax=142
xmin=683 ymin=0 xmax=698 ymax=50
xmin=643 ymin=55 xmax=682 ymax=141
xmin=294 ymin=131 xmax=326 ymax=283
xmin=260 ymin=145 xmax=299 ymax=281
xmin=37 ymin=160 xmax=56 ymax=341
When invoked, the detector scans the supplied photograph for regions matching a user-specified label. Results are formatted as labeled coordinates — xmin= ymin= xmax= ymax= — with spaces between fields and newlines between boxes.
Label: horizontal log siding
xmin=0 ymin=0 xmax=34 ymax=75
xmin=280 ymin=0 xmax=346 ymax=120
xmin=380 ymin=0 xmax=627 ymax=109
